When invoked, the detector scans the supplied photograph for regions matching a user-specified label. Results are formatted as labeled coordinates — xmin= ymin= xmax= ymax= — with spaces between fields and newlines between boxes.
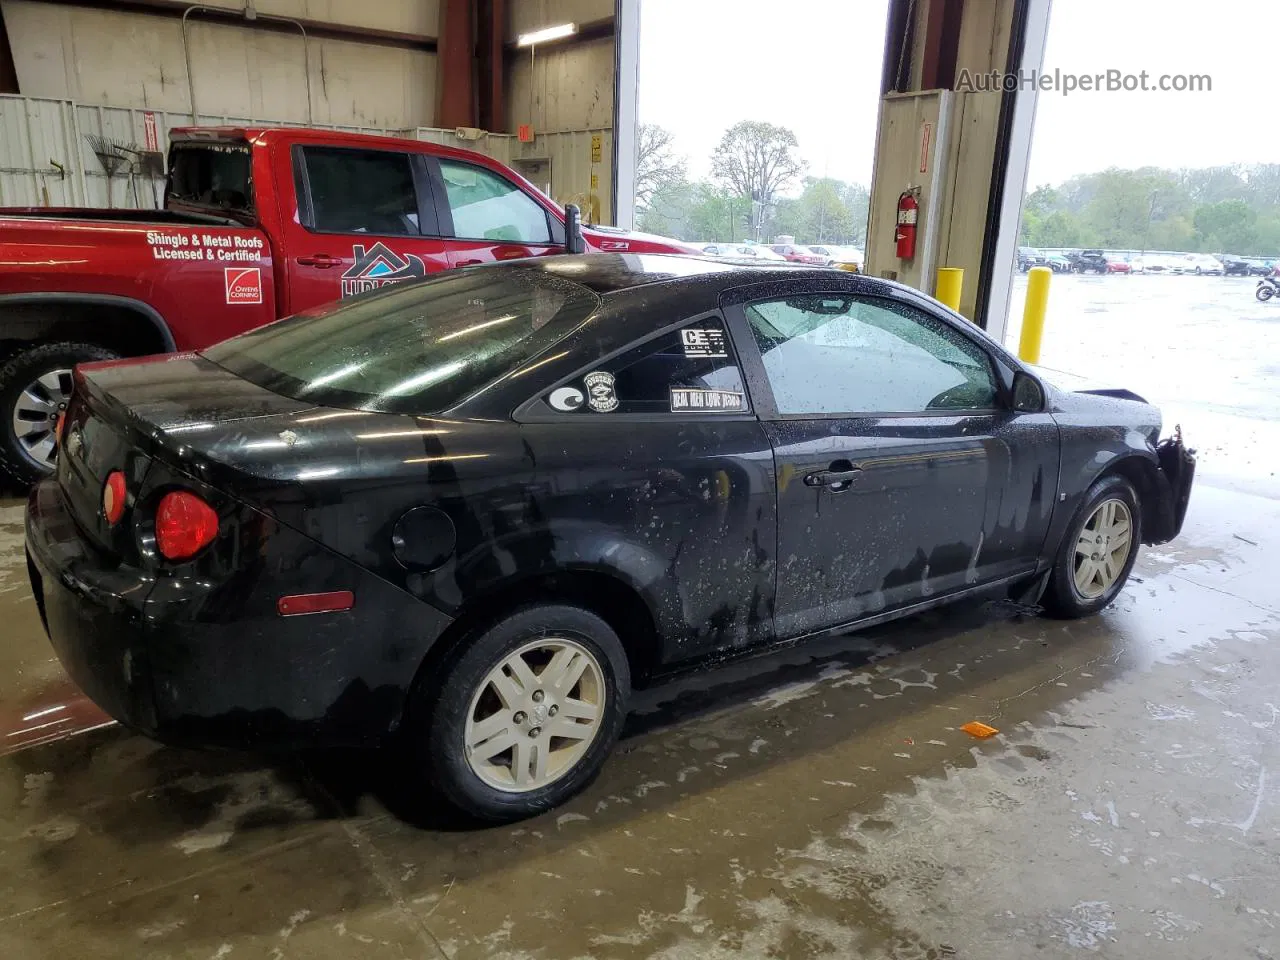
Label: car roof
xmin=497 ymin=253 xmax=819 ymax=294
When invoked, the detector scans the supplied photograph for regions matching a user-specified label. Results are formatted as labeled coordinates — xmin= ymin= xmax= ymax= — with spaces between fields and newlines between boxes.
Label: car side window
xmin=545 ymin=318 xmax=748 ymax=415
xmin=744 ymin=295 xmax=998 ymax=416
xmin=301 ymin=147 xmax=420 ymax=236
xmin=438 ymin=159 xmax=552 ymax=244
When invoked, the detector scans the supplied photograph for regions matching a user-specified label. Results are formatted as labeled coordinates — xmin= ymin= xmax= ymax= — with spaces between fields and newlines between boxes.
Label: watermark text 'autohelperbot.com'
xmin=956 ymin=68 xmax=1211 ymax=96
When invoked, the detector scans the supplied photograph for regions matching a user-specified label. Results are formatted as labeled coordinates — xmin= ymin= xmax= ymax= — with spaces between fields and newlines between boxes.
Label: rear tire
xmin=0 ymin=342 xmax=120 ymax=485
xmin=1043 ymin=474 xmax=1141 ymax=619
xmin=409 ymin=604 xmax=630 ymax=822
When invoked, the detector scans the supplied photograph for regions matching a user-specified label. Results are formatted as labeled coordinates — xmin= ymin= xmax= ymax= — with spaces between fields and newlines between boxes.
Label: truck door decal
xmin=224 ymin=267 xmax=264 ymax=304
xmin=340 ymin=243 xmax=427 ymax=298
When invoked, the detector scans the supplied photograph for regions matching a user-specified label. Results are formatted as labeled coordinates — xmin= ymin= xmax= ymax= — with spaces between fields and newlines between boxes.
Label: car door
xmin=282 ymin=144 xmax=451 ymax=315
xmin=517 ymin=312 xmax=777 ymax=660
xmin=429 ymin=157 xmax=565 ymax=267
xmin=725 ymin=283 xmax=1054 ymax=641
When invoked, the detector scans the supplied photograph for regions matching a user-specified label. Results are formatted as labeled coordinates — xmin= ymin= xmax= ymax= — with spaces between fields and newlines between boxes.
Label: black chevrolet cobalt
xmin=26 ymin=255 xmax=1194 ymax=820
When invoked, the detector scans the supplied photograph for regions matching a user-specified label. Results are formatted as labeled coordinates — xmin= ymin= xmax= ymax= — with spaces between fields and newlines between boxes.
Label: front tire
xmin=1258 ymin=285 xmax=1275 ymax=302
xmin=1043 ymin=475 xmax=1141 ymax=619
xmin=0 ymin=342 xmax=120 ymax=485
xmin=411 ymin=604 xmax=630 ymax=822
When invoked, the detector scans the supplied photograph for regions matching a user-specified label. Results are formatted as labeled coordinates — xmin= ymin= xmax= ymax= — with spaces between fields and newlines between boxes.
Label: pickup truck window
xmin=301 ymin=147 xmax=421 ymax=236
xmin=167 ymin=143 xmax=253 ymax=215
xmin=438 ymin=159 xmax=552 ymax=244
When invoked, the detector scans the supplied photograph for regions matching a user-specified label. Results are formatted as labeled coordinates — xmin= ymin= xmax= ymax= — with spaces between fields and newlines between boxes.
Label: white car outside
xmin=1182 ymin=253 xmax=1223 ymax=275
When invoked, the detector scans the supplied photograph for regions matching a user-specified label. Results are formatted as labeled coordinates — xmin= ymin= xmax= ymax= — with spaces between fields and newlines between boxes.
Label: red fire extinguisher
xmin=895 ymin=190 xmax=919 ymax=260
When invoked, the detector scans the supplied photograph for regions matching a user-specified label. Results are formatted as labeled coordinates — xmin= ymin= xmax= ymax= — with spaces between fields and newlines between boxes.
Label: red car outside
xmin=768 ymin=243 xmax=827 ymax=265
xmin=1106 ymin=258 xmax=1132 ymax=274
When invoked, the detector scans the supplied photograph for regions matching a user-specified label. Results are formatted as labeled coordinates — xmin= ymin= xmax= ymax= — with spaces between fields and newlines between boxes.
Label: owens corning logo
xmin=340 ymin=243 xmax=427 ymax=298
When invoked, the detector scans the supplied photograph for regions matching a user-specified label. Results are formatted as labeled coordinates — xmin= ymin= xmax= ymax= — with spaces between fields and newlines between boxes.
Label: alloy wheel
xmin=1073 ymin=498 xmax=1133 ymax=599
xmin=463 ymin=637 xmax=606 ymax=793
xmin=11 ymin=368 xmax=73 ymax=471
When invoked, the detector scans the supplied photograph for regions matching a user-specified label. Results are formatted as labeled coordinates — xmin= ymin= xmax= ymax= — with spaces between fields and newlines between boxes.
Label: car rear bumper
xmin=26 ymin=479 xmax=161 ymax=736
xmin=26 ymin=478 xmax=455 ymax=750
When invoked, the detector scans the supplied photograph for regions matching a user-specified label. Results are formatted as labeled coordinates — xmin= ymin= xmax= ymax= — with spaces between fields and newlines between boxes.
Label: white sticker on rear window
xmin=548 ymin=386 xmax=585 ymax=412
xmin=670 ymin=388 xmax=745 ymax=412
xmin=583 ymin=371 xmax=619 ymax=412
xmin=680 ymin=327 xmax=728 ymax=358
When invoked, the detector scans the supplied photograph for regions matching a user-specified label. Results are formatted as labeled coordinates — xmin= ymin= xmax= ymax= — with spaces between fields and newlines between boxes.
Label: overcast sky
xmin=637 ymin=0 xmax=1274 ymax=193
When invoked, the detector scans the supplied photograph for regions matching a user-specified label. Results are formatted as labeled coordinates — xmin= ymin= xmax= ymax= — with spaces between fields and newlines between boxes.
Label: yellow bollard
xmin=935 ymin=267 xmax=963 ymax=312
xmin=1018 ymin=266 xmax=1051 ymax=364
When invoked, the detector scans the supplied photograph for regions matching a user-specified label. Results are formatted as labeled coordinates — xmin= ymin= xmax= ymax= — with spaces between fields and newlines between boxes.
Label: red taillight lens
xmin=155 ymin=490 xmax=219 ymax=560
xmin=102 ymin=471 xmax=127 ymax=525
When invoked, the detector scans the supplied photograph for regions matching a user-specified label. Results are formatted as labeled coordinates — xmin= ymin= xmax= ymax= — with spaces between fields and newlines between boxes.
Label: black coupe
xmin=25 ymin=255 xmax=1194 ymax=820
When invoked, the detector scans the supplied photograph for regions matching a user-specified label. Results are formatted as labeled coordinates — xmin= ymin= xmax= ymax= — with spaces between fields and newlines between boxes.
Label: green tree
xmin=634 ymin=124 xmax=687 ymax=216
xmin=1193 ymin=199 xmax=1257 ymax=252
xmin=710 ymin=121 xmax=805 ymax=238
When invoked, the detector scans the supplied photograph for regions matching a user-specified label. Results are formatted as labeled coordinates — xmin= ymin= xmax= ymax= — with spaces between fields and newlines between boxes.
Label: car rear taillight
xmin=155 ymin=490 xmax=219 ymax=560
xmin=102 ymin=471 xmax=127 ymax=525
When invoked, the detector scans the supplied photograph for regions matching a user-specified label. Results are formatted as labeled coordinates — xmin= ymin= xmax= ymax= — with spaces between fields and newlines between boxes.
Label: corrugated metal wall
xmin=1 ymin=94 xmax=615 ymax=224
xmin=0 ymin=94 xmax=400 ymax=209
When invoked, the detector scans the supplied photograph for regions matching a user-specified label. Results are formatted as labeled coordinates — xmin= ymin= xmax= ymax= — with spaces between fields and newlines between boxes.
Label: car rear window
xmin=202 ymin=268 xmax=600 ymax=414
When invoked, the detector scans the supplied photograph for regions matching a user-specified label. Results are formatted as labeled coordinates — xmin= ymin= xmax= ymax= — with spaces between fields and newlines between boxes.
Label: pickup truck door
xmin=280 ymin=144 xmax=452 ymax=315
xmin=426 ymin=157 xmax=566 ymax=267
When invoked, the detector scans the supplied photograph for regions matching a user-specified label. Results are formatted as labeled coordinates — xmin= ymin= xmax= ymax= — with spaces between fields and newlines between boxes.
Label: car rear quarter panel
xmin=213 ymin=415 xmax=779 ymax=667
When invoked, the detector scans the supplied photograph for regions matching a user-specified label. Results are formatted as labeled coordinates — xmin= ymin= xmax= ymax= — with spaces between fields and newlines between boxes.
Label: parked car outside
xmin=1068 ymin=249 xmax=1109 ymax=274
xmin=768 ymin=242 xmax=827 ymax=265
xmin=703 ymin=243 xmax=787 ymax=261
xmin=1105 ymin=257 xmax=1132 ymax=274
xmin=807 ymin=245 xmax=862 ymax=271
xmin=1044 ymin=253 xmax=1074 ymax=273
xmin=1130 ymin=255 xmax=1182 ymax=274
xmin=1183 ymin=253 xmax=1223 ymax=275
xmin=26 ymin=254 xmax=1195 ymax=822
xmin=1220 ymin=255 xmax=1252 ymax=276
xmin=1016 ymin=247 xmax=1043 ymax=272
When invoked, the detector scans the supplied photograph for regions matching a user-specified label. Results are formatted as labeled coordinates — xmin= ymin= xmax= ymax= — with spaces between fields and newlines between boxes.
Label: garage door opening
xmin=630 ymin=0 xmax=889 ymax=267
xmin=1004 ymin=0 xmax=1278 ymax=497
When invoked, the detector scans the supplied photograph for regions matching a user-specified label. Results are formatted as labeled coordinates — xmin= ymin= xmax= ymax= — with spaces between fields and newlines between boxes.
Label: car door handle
xmin=803 ymin=467 xmax=863 ymax=487
xmin=297 ymin=254 xmax=342 ymax=268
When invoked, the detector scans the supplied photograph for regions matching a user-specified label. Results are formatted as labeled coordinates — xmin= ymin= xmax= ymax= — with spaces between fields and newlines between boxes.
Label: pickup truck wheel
xmin=0 ymin=342 xmax=119 ymax=485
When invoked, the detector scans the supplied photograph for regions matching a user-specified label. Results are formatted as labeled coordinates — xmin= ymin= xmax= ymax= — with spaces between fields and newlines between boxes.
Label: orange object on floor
xmin=961 ymin=721 xmax=999 ymax=739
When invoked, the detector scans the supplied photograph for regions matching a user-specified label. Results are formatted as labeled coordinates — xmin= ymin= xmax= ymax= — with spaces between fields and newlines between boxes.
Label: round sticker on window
xmin=548 ymin=386 xmax=585 ymax=412
xmin=583 ymin=370 xmax=619 ymax=413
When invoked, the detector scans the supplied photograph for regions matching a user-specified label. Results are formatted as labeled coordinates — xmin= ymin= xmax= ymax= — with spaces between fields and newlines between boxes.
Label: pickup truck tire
xmin=0 ymin=342 xmax=120 ymax=485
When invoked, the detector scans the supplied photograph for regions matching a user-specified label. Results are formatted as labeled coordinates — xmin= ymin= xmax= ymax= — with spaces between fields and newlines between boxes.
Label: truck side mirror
xmin=564 ymin=203 xmax=586 ymax=254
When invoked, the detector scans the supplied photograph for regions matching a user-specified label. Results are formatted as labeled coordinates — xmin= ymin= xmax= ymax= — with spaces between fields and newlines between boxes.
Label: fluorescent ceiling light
xmin=517 ymin=22 xmax=577 ymax=46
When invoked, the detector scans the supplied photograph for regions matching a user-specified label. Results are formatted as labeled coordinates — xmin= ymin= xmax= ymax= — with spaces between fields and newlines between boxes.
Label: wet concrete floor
xmin=0 ymin=275 xmax=1276 ymax=958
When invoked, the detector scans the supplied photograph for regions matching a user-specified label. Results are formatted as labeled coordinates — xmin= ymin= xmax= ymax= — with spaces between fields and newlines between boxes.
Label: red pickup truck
xmin=0 ymin=126 xmax=693 ymax=483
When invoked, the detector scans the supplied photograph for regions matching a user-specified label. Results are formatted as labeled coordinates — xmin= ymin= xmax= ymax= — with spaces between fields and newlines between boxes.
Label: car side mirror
xmin=1012 ymin=371 xmax=1045 ymax=413
xmin=564 ymin=203 xmax=586 ymax=254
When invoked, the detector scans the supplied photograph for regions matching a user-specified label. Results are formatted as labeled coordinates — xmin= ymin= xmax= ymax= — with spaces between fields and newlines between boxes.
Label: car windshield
xmin=202 ymin=268 xmax=600 ymax=414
